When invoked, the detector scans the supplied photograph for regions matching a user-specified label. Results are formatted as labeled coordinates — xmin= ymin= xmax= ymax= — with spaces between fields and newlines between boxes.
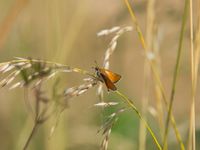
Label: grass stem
xmin=116 ymin=90 xmax=162 ymax=150
xmin=162 ymin=0 xmax=189 ymax=149
xmin=123 ymin=0 xmax=185 ymax=149
xmin=23 ymin=122 xmax=39 ymax=150
xmin=188 ymin=0 xmax=198 ymax=149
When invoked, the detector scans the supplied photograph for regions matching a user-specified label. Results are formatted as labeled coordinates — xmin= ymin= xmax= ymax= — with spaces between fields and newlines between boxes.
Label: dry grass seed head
xmin=96 ymin=26 xmax=132 ymax=103
xmin=0 ymin=58 xmax=89 ymax=89
xmin=98 ymin=107 xmax=127 ymax=150
xmin=64 ymin=79 xmax=97 ymax=100
xmin=99 ymin=26 xmax=133 ymax=69
xmin=96 ymin=26 xmax=132 ymax=150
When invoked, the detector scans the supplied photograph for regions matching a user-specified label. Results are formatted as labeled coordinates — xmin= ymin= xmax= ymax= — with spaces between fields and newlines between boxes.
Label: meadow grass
xmin=0 ymin=0 xmax=199 ymax=150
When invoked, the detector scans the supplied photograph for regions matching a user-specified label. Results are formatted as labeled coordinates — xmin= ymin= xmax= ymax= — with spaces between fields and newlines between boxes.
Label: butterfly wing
xmin=101 ymin=69 xmax=121 ymax=83
xmin=100 ymin=72 xmax=117 ymax=91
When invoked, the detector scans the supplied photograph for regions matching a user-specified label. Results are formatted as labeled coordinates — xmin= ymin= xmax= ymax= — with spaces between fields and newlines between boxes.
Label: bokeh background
xmin=0 ymin=0 xmax=200 ymax=149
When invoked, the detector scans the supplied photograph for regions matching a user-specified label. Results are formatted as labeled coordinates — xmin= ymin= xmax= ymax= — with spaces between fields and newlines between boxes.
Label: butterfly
xmin=95 ymin=67 xmax=121 ymax=91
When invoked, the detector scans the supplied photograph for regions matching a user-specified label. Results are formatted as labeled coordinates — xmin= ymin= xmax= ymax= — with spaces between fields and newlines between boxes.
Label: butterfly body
xmin=95 ymin=67 xmax=121 ymax=91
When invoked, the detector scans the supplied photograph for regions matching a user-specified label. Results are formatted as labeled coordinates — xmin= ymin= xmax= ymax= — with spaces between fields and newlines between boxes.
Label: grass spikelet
xmin=97 ymin=26 xmax=132 ymax=102
xmin=0 ymin=58 xmax=96 ymax=89
xmin=0 ymin=57 xmax=101 ymax=149
xmin=64 ymin=79 xmax=97 ymax=100
xmin=94 ymin=102 xmax=119 ymax=108
xmin=98 ymin=108 xmax=126 ymax=150
xmin=97 ymin=26 xmax=121 ymax=37
xmin=99 ymin=26 xmax=133 ymax=69
xmin=96 ymin=26 xmax=132 ymax=149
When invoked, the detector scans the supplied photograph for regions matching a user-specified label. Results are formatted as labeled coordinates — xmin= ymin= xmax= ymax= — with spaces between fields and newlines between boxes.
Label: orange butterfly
xmin=95 ymin=67 xmax=121 ymax=91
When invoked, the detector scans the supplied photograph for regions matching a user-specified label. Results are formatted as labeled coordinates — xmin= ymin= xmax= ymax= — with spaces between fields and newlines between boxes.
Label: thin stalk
xmin=123 ymin=0 xmax=185 ymax=149
xmin=0 ymin=59 xmax=95 ymax=78
xmin=151 ymin=60 xmax=185 ymax=150
xmin=139 ymin=0 xmax=155 ymax=149
xmin=123 ymin=0 xmax=147 ymax=49
xmin=162 ymin=0 xmax=189 ymax=149
xmin=23 ymin=122 xmax=39 ymax=150
xmin=188 ymin=0 xmax=199 ymax=149
xmin=139 ymin=60 xmax=150 ymax=150
xmin=115 ymin=90 xmax=162 ymax=150
xmin=152 ymin=26 xmax=165 ymax=136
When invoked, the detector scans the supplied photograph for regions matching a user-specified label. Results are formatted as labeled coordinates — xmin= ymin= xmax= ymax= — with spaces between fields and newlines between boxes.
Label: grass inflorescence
xmin=0 ymin=0 xmax=199 ymax=149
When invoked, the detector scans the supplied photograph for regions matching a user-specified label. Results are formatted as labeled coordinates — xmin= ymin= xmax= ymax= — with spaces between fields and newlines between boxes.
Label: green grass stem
xmin=123 ymin=0 xmax=185 ymax=149
xmin=115 ymin=90 xmax=162 ymax=150
xmin=162 ymin=0 xmax=189 ymax=149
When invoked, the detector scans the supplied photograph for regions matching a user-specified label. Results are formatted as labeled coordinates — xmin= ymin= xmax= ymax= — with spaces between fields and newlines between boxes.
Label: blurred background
xmin=0 ymin=0 xmax=200 ymax=149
